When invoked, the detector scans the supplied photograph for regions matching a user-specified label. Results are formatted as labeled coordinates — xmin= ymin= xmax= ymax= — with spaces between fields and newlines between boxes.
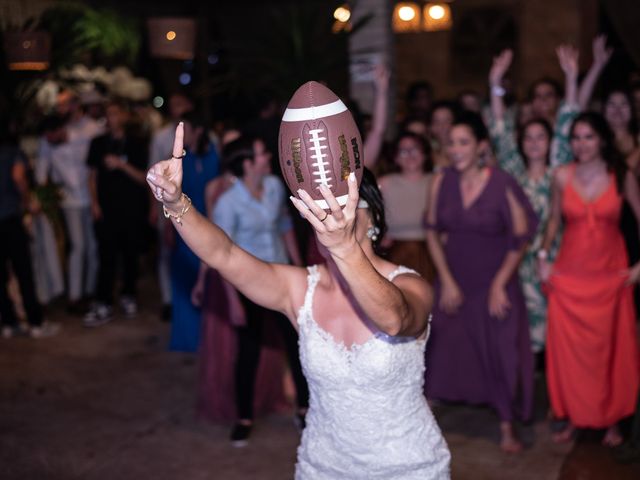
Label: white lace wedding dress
xmin=295 ymin=265 xmax=451 ymax=479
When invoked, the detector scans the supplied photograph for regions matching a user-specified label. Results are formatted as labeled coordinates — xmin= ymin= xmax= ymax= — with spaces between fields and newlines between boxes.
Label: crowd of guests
xmin=1 ymin=34 xmax=639 ymax=456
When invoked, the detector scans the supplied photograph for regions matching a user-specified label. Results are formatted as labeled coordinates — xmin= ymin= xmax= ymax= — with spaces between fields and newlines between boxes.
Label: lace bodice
xmin=295 ymin=265 xmax=451 ymax=480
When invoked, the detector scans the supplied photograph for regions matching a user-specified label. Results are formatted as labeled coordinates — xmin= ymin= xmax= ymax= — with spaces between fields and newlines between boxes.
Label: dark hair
xmin=570 ymin=111 xmax=627 ymax=192
xmin=169 ymin=91 xmax=194 ymax=103
xmin=406 ymin=81 xmax=433 ymax=104
xmin=359 ymin=168 xmax=387 ymax=254
xmin=603 ymin=88 xmax=639 ymax=140
xmin=181 ymin=111 xmax=211 ymax=157
xmin=253 ymin=89 xmax=279 ymax=114
xmin=517 ymin=118 xmax=553 ymax=165
xmin=451 ymin=110 xmax=489 ymax=142
xmin=0 ymin=115 xmax=17 ymax=145
xmin=456 ymin=89 xmax=482 ymax=112
xmin=105 ymin=98 xmax=130 ymax=112
xmin=222 ymin=136 xmax=256 ymax=178
xmin=39 ymin=114 xmax=67 ymax=134
xmin=392 ymin=131 xmax=433 ymax=172
xmin=399 ymin=115 xmax=429 ymax=134
xmin=345 ymin=98 xmax=365 ymax=139
xmin=428 ymin=100 xmax=459 ymax=125
xmin=528 ymin=77 xmax=563 ymax=102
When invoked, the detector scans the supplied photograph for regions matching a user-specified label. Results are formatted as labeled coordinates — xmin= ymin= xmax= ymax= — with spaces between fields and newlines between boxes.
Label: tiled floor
xmin=1 ymin=278 xmax=638 ymax=479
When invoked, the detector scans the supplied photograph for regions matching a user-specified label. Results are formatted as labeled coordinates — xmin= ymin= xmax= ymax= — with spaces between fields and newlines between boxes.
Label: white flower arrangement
xmin=35 ymin=64 xmax=153 ymax=111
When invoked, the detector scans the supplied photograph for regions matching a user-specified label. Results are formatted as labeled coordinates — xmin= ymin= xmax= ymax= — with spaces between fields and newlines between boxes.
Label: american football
xmin=278 ymin=81 xmax=363 ymax=210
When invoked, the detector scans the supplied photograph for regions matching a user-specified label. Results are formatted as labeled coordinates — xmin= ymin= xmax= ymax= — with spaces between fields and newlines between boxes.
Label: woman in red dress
xmin=539 ymin=112 xmax=640 ymax=446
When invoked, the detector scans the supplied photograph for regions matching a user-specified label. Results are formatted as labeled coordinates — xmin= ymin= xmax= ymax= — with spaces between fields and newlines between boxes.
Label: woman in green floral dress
xmin=487 ymin=38 xmax=612 ymax=354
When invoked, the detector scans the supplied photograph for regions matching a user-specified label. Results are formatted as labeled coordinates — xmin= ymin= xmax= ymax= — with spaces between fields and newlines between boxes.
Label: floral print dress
xmin=490 ymin=103 xmax=578 ymax=353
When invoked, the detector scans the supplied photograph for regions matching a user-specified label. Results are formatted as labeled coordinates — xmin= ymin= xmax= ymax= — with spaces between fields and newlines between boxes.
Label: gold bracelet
xmin=163 ymin=193 xmax=192 ymax=225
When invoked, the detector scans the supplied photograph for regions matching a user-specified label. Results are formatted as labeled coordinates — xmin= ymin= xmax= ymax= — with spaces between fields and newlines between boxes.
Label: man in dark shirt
xmin=0 ymin=121 xmax=58 ymax=338
xmin=84 ymin=101 xmax=149 ymax=326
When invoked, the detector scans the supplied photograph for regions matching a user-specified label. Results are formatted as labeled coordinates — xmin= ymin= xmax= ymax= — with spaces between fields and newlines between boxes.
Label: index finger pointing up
xmin=173 ymin=122 xmax=184 ymax=158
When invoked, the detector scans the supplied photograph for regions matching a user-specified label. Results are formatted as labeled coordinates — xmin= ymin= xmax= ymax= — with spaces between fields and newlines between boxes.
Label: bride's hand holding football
xmin=146 ymin=122 xmax=185 ymax=208
xmin=290 ymin=172 xmax=359 ymax=256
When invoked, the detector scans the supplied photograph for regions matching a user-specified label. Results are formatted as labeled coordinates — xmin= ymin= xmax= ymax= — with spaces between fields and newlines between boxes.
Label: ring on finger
xmin=319 ymin=211 xmax=329 ymax=222
xmin=172 ymin=149 xmax=186 ymax=160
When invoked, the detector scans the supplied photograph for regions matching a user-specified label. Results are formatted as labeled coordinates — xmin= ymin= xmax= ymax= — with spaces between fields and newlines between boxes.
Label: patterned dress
xmin=490 ymin=103 xmax=578 ymax=352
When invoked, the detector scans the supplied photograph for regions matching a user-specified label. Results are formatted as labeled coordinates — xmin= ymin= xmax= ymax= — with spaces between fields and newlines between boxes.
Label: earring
xmin=367 ymin=226 xmax=380 ymax=242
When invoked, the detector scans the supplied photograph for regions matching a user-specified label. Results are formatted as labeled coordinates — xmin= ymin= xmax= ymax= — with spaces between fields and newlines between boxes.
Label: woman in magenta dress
xmin=425 ymin=112 xmax=538 ymax=453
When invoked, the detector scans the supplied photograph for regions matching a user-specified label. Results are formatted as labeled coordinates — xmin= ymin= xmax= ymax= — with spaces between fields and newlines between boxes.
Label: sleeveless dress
xmin=546 ymin=167 xmax=640 ymax=427
xmin=295 ymin=265 xmax=451 ymax=480
xmin=381 ymin=173 xmax=435 ymax=282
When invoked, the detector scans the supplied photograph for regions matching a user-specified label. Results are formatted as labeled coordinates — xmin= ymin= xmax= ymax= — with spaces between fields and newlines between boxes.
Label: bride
xmin=146 ymin=123 xmax=450 ymax=479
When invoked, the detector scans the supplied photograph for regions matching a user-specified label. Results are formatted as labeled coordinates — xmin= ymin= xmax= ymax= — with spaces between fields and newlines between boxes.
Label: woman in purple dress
xmin=425 ymin=112 xmax=537 ymax=453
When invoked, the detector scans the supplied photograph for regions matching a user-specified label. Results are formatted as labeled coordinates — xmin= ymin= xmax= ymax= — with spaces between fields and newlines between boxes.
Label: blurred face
xmin=459 ymin=93 xmax=481 ymax=113
xmin=517 ymin=102 xmax=534 ymax=127
xmin=56 ymin=91 xmax=79 ymax=117
xmin=571 ymin=122 xmax=603 ymax=164
xmin=447 ymin=125 xmax=483 ymax=172
xmin=531 ymin=83 xmax=559 ymax=119
xmin=604 ymin=92 xmax=632 ymax=129
xmin=44 ymin=126 xmax=67 ymax=145
xmin=522 ymin=123 xmax=550 ymax=162
xmin=410 ymin=89 xmax=431 ymax=113
xmin=395 ymin=136 xmax=425 ymax=173
xmin=183 ymin=121 xmax=203 ymax=150
xmin=105 ymin=105 xmax=128 ymax=131
xmin=169 ymin=94 xmax=193 ymax=120
xmin=430 ymin=107 xmax=454 ymax=144
xmin=251 ymin=139 xmax=272 ymax=176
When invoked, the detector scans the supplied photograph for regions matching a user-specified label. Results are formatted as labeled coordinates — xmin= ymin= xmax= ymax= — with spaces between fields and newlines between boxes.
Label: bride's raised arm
xmin=290 ymin=174 xmax=433 ymax=338
xmin=146 ymin=123 xmax=302 ymax=317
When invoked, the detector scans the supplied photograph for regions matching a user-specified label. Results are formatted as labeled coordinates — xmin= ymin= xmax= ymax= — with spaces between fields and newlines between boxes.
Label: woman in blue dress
xmin=169 ymin=114 xmax=219 ymax=351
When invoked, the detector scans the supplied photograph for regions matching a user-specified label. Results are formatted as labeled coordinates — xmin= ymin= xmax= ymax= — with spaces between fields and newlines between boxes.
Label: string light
xmin=334 ymin=5 xmax=351 ymax=23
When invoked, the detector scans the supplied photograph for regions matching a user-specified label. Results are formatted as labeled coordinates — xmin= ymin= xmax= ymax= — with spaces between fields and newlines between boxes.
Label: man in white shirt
xmin=36 ymin=113 xmax=103 ymax=312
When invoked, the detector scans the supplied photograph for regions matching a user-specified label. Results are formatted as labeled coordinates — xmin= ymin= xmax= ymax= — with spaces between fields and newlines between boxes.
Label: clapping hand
xmin=146 ymin=122 xmax=185 ymax=208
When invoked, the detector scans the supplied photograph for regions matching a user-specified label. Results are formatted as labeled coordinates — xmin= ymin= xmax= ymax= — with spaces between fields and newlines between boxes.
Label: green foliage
xmin=214 ymin=1 xmax=373 ymax=101
xmin=36 ymin=4 xmax=140 ymax=68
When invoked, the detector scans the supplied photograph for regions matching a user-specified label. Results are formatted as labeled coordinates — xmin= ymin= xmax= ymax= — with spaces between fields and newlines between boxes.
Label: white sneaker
xmin=3 ymin=324 xmax=29 ymax=338
xmin=119 ymin=296 xmax=138 ymax=318
xmin=30 ymin=321 xmax=61 ymax=339
xmin=2 ymin=326 xmax=15 ymax=339
xmin=84 ymin=304 xmax=113 ymax=328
